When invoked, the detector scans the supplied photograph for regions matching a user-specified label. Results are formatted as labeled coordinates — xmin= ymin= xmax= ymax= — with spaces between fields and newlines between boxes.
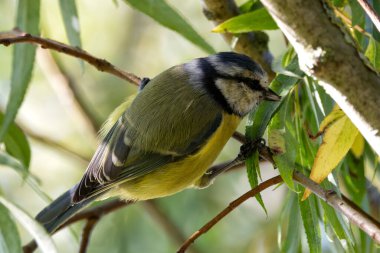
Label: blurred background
xmin=0 ymin=0 xmax=289 ymax=252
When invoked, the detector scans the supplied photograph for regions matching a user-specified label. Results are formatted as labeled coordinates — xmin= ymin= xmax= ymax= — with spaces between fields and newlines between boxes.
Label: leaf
xmin=59 ymin=0 xmax=81 ymax=47
xmin=213 ymin=8 xmax=278 ymax=33
xmin=0 ymin=202 xmax=22 ymax=253
xmin=0 ymin=197 xmax=57 ymax=253
xmin=298 ymin=193 xmax=321 ymax=253
xmin=281 ymin=193 xmax=301 ymax=253
xmin=0 ymin=112 xmax=31 ymax=168
xmin=365 ymin=37 xmax=380 ymax=71
xmin=268 ymin=94 xmax=297 ymax=190
xmin=0 ymin=0 xmax=40 ymax=142
xmin=0 ymin=151 xmax=28 ymax=178
xmin=123 ymin=0 xmax=215 ymax=54
xmin=351 ymin=133 xmax=365 ymax=158
xmin=246 ymin=150 xmax=267 ymax=214
xmin=303 ymin=108 xmax=359 ymax=200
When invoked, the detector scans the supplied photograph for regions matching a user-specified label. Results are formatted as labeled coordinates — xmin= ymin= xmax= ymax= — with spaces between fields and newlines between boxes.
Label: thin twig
xmin=334 ymin=9 xmax=371 ymax=36
xmin=23 ymin=199 xmax=134 ymax=253
xmin=357 ymin=0 xmax=380 ymax=33
xmin=177 ymin=175 xmax=283 ymax=253
xmin=0 ymin=29 xmax=141 ymax=85
xmin=79 ymin=218 xmax=99 ymax=253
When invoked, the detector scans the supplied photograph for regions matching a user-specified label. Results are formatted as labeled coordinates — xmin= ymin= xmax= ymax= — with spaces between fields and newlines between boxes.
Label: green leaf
xmin=268 ymin=94 xmax=297 ymax=190
xmin=298 ymin=192 xmax=321 ymax=253
xmin=365 ymin=37 xmax=380 ymax=71
xmin=246 ymin=57 xmax=302 ymax=190
xmin=0 ymin=112 xmax=31 ymax=168
xmin=246 ymin=150 xmax=267 ymax=214
xmin=281 ymin=193 xmax=301 ymax=253
xmin=213 ymin=8 xmax=278 ymax=33
xmin=0 ymin=197 xmax=57 ymax=253
xmin=0 ymin=202 xmax=22 ymax=253
xmin=123 ymin=0 xmax=215 ymax=54
xmin=59 ymin=0 xmax=81 ymax=47
xmin=0 ymin=0 xmax=40 ymax=142
xmin=0 ymin=151 xmax=28 ymax=178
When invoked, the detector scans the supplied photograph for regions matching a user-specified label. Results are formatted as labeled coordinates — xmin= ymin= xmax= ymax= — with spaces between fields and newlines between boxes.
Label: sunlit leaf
xmin=351 ymin=133 xmax=365 ymax=158
xmin=0 ymin=0 xmax=40 ymax=142
xmin=303 ymin=107 xmax=359 ymax=199
xmin=123 ymin=0 xmax=215 ymax=53
xmin=0 ymin=203 xmax=22 ymax=253
xmin=59 ymin=0 xmax=81 ymax=47
xmin=0 ymin=112 xmax=31 ymax=169
xmin=213 ymin=8 xmax=278 ymax=33
xmin=0 ymin=197 xmax=57 ymax=253
xmin=365 ymin=37 xmax=380 ymax=71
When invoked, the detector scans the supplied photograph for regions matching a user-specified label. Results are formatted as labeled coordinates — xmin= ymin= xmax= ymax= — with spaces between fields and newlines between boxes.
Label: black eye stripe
xmin=215 ymin=74 xmax=265 ymax=91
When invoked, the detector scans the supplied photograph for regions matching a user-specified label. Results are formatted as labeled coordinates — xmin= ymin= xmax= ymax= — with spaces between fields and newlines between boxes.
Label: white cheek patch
xmin=215 ymin=79 xmax=261 ymax=115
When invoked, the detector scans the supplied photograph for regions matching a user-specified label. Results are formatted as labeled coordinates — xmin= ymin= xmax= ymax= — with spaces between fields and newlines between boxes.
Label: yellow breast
xmin=117 ymin=112 xmax=241 ymax=200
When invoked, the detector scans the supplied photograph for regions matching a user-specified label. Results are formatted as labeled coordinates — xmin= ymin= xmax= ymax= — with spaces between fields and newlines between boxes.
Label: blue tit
xmin=36 ymin=52 xmax=281 ymax=233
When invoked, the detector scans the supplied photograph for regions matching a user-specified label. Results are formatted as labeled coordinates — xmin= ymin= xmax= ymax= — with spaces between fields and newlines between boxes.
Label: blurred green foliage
xmin=0 ymin=0 xmax=380 ymax=253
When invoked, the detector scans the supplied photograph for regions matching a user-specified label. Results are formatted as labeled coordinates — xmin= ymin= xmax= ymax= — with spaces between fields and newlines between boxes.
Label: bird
xmin=36 ymin=52 xmax=281 ymax=233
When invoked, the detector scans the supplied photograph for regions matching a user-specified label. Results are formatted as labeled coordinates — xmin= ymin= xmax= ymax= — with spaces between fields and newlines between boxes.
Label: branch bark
xmin=201 ymin=0 xmax=275 ymax=80
xmin=261 ymin=0 xmax=380 ymax=155
xmin=178 ymin=171 xmax=380 ymax=253
xmin=0 ymin=29 xmax=141 ymax=85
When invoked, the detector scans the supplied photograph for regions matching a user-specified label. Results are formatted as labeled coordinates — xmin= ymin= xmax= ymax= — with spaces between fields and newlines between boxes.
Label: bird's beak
xmin=264 ymin=88 xmax=281 ymax=101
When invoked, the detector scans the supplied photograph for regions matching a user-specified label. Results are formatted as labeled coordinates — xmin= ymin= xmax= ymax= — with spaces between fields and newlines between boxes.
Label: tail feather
xmin=36 ymin=185 xmax=95 ymax=233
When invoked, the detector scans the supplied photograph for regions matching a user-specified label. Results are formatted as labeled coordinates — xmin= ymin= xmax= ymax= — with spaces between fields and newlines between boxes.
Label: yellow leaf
xmin=302 ymin=113 xmax=359 ymax=200
xmin=318 ymin=105 xmax=345 ymax=134
xmin=351 ymin=133 xmax=365 ymax=158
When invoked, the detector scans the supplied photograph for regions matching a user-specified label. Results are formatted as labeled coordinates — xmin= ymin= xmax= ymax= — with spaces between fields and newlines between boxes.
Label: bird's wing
xmin=72 ymin=96 xmax=222 ymax=203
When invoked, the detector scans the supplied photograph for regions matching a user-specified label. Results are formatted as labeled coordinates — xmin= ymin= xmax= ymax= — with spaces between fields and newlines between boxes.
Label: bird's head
xmin=184 ymin=52 xmax=281 ymax=116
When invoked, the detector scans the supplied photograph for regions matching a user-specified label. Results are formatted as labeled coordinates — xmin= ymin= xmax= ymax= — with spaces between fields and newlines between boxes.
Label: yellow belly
xmin=116 ymin=112 xmax=241 ymax=200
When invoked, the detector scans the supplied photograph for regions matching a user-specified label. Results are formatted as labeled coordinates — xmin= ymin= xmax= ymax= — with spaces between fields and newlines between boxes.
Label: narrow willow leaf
xmin=303 ymin=111 xmax=359 ymax=199
xmin=246 ymin=151 xmax=267 ymax=214
xmin=0 ymin=203 xmax=22 ymax=253
xmin=0 ymin=197 xmax=57 ymax=253
xmin=123 ymin=0 xmax=215 ymax=54
xmin=0 ymin=0 xmax=40 ymax=142
xmin=213 ymin=8 xmax=278 ymax=33
xmin=365 ymin=37 xmax=380 ymax=71
xmin=298 ymin=192 xmax=321 ymax=253
xmin=268 ymin=94 xmax=296 ymax=189
xmin=0 ymin=112 xmax=31 ymax=168
xmin=246 ymin=57 xmax=302 ymax=192
xmin=59 ymin=0 xmax=81 ymax=47
xmin=281 ymin=193 xmax=301 ymax=253
xmin=0 ymin=151 xmax=28 ymax=178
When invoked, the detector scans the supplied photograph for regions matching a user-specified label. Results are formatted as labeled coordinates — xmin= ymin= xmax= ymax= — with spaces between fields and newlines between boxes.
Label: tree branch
xmin=0 ymin=29 xmax=141 ymax=85
xmin=79 ymin=218 xmax=99 ymax=253
xmin=201 ymin=0 xmax=275 ymax=80
xmin=178 ymin=170 xmax=380 ymax=252
xmin=261 ymin=0 xmax=380 ymax=155
xmin=177 ymin=175 xmax=283 ymax=253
